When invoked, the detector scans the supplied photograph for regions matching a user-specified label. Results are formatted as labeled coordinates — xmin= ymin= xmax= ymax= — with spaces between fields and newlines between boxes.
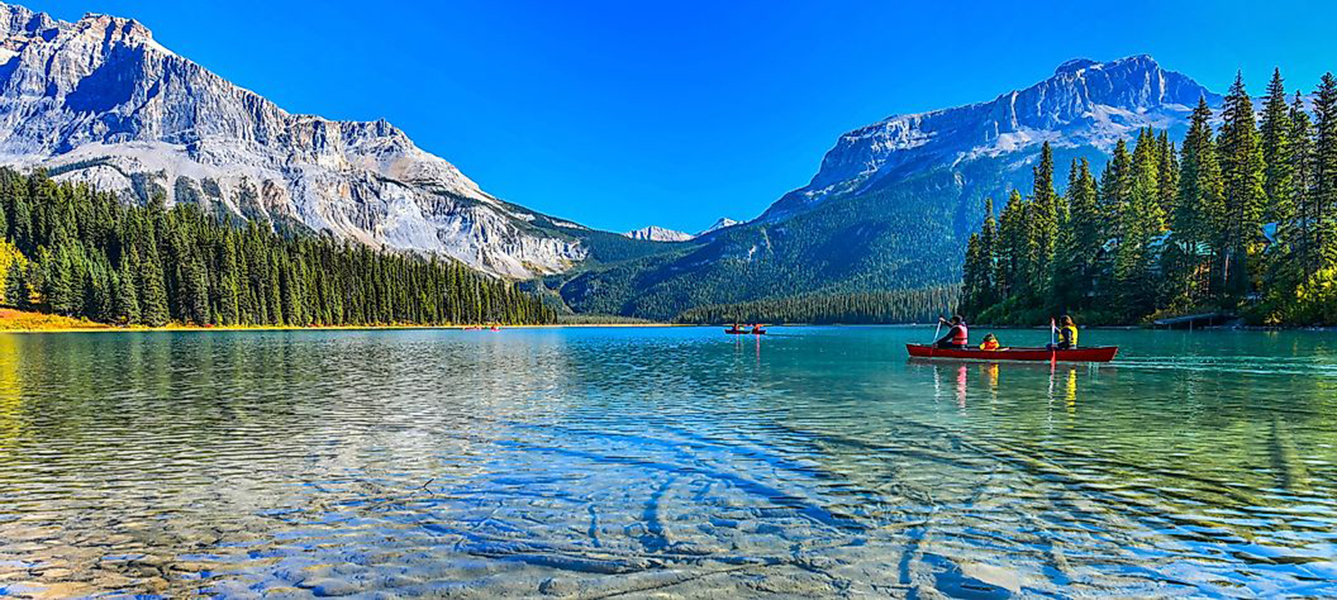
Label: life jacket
xmin=980 ymin=338 xmax=999 ymax=350
xmin=952 ymin=324 xmax=968 ymax=346
xmin=1061 ymin=325 xmax=1078 ymax=346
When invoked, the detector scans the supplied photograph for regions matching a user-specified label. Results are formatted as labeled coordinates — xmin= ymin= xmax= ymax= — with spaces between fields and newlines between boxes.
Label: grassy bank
xmin=0 ymin=308 xmax=112 ymax=331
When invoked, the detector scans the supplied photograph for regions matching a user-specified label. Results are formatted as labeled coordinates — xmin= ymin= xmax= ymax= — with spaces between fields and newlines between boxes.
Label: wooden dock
xmin=1152 ymin=312 xmax=1236 ymax=329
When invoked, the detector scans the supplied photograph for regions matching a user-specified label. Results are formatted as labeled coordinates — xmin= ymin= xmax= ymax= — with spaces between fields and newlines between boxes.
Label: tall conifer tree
xmin=1217 ymin=73 xmax=1266 ymax=301
xmin=1290 ymin=91 xmax=1317 ymax=273
xmin=1030 ymin=142 xmax=1058 ymax=297
xmin=1260 ymin=68 xmax=1295 ymax=225
xmin=1313 ymin=72 xmax=1337 ymax=266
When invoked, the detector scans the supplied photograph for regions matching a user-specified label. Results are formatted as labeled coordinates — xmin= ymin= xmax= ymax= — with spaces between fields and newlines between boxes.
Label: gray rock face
xmin=698 ymin=217 xmax=741 ymax=236
xmin=556 ymin=55 xmax=1224 ymax=319
xmin=765 ymin=55 xmax=1219 ymax=218
xmin=0 ymin=3 xmax=585 ymax=278
xmin=625 ymin=226 xmax=693 ymax=242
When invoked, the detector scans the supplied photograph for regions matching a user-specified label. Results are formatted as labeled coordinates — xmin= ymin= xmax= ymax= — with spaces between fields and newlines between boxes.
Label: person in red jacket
xmin=935 ymin=315 xmax=969 ymax=349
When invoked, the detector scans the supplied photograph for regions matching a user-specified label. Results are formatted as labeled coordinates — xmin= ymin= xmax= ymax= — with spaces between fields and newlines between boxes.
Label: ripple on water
xmin=0 ymin=327 xmax=1334 ymax=597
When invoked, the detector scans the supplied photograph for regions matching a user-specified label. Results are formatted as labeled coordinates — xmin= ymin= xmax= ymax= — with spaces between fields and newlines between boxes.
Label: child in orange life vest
xmin=980 ymin=333 xmax=1002 ymax=351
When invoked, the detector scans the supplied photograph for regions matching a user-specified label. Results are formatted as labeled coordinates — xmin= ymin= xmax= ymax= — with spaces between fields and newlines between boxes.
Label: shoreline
xmin=0 ymin=322 xmax=691 ymax=334
xmin=4 ymin=319 xmax=1334 ymax=335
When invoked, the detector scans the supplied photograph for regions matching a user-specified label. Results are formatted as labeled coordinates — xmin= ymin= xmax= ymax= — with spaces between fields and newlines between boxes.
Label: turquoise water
xmin=0 ymin=327 xmax=1334 ymax=597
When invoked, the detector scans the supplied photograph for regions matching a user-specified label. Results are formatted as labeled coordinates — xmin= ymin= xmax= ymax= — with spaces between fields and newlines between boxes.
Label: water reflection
xmin=0 ymin=327 xmax=1334 ymax=597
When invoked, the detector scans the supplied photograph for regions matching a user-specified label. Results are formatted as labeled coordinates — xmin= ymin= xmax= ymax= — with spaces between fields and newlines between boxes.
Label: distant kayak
xmin=906 ymin=343 xmax=1117 ymax=363
xmin=725 ymin=329 xmax=766 ymax=335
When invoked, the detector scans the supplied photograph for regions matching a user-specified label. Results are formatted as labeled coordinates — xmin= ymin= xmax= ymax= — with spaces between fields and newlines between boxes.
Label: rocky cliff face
xmin=625 ymin=226 xmax=693 ymax=242
xmin=765 ymin=55 xmax=1219 ymax=219
xmin=558 ymin=55 xmax=1222 ymax=319
xmin=0 ymin=3 xmax=586 ymax=278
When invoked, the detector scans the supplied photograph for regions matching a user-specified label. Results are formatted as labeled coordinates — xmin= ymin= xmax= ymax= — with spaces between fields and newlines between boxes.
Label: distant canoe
xmin=906 ymin=343 xmax=1117 ymax=363
xmin=725 ymin=329 xmax=766 ymax=335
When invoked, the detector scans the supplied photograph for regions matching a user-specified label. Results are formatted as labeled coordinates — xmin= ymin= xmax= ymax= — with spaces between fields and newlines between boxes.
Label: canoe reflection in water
xmin=918 ymin=359 xmax=1094 ymax=411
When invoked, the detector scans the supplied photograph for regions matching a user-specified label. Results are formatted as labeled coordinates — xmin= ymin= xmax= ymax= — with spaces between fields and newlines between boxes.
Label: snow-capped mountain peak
xmin=766 ymin=54 xmax=1218 ymax=218
xmin=699 ymin=217 xmax=741 ymax=235
xmin=626 ymin=226 xmax=693 ymax=242
xmin=0 ymin=2 xmax=586 ymax=278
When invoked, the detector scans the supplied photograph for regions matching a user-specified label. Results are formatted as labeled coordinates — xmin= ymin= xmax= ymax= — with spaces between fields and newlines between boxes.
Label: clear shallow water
xmin=0 ymin=327 xmax=1335 ymax=598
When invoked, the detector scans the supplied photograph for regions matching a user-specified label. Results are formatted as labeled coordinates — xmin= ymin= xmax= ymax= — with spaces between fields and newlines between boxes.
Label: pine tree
xmin=5 ymin=261 xmax=28 ymax=309
xmin=138 ymin=241 xmax=170 ymax=327
xmin=1156 ymin=130 xmax=1180 ymax=217
xmin=1260 ymin=68 xmax=1295 ymax=225
xmin=1291 ymin=91 xmax=1318 ymax=274
xmin=996 ymin=190 xmax=1027 ymax=299
xmin=115 ymin=256 xmax=140 ymax=325
xmin=42 ymin=244 xmax=80 ymax=315
xmin=1217 ymin=73 xmax=1267 ymax=302
xmin=1166 ymin=97 xmax=1223 ymax=308
xmin=87 ymin=261 xmax=114 ymax=323
xmin=1030 ymin=141 xmax=1058 ymax=297
xmin=961 ymin=231 xmax=986 ymax=315
xmin=1113 ymin=129 xmax=1167 ymax=317
xmin=1313 ymin=72 xmax=1337 ymax=267
xmin=1053 ymin=159 xmax=1101 ymax=311
xmin=1100 ymin=139 xmax=1133 ymax=234
xmin=1132 ymin=128 xmax=1166 ymax=232
xmin=978 ymin=197 xmax=998 ymax=305
xmin=185 ymin=252 xmax=210 ymax=325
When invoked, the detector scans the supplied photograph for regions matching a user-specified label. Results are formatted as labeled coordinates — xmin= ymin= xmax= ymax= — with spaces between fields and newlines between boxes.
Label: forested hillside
xmin=960 ymin=70 xmax=1337 ymax=326
xmin=0 ymin=169 xmax=555 ymax=327
xmin=556 ymin=167 xmax=966 ymax=320
xmin=553 ymin=56 xmax=1212 ymax=320
xmin=674 ymin=287 xmax=959 ymax=324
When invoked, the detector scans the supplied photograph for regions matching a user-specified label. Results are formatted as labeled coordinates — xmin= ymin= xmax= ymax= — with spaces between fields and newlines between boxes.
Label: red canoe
xmin=725 ymin=329 xmax=766 ymax=335
xmin=906 ymin=343 xmax=1118 ymax=363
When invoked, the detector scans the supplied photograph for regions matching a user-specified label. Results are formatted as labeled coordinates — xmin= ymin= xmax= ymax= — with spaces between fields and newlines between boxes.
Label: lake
xmin=0 ymin=327 xmax=1334 ymax=597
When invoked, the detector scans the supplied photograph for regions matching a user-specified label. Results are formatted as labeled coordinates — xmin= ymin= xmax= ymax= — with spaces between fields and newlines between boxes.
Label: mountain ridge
xmin=0 ymin=7 xmax=1230 ymax=321
xmin=554 ymin=54 xmax=1221 ymax=319
xmin=762 ymin=54 xmax=1219 ymax=221
xmin=0 ymin=2 xmax=616 ymax=279
xmin=625 ymin=226 xmax=693 ymax=242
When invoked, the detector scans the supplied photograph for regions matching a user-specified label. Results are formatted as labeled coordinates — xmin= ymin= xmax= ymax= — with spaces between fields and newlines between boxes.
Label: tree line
xmin=961 ymin=69 xmax=1337 ymax=325
xmin=675 ymin=287 xmax=959 ymax=324
xmin=0 ymin=168 xmax=556 ymax=327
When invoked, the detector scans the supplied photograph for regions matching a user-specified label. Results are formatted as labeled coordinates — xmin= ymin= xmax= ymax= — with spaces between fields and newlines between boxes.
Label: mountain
xmin=699 ymin=217 xmax=741 ymax=236
xmin=554 ymin=55 xmax=1220 ymax=320
xmin=625 ymin=219 xmax=741 ymax=242
xmin=0 ymin=3 xmax=634 ymax=279
xmin=626 ymin=226 xmax=693 ymax=242
xmin=762 ymin=55 xmax=1215 ymax=220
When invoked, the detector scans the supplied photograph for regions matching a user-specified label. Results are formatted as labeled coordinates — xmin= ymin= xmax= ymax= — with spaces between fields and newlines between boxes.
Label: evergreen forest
xmin=960 ymin=70 xmax=1337 ymax=326
xmin=0 ymin=169 xmax=555 ymax=327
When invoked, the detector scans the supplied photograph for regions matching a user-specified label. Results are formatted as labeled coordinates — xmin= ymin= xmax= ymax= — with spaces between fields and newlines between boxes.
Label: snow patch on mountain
xmin=0 ymin=2 xmax=586 ymax=278
xmin=626 ymin=225 xmax=693 ymax=242
xmin=699 ymin=217 xmax=741 ymax=235
xmin=765 ymin=55 xmax=1220 ymax=219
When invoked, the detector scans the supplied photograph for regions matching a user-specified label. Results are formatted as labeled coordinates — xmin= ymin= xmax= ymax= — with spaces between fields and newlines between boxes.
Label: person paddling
xmin=935 ymin=315 xmax=969 ymax=349
xmin=1050 ymin=315 xmax=1078 ymax=350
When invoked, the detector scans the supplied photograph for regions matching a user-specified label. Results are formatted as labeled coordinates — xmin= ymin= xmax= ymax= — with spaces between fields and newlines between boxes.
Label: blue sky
xmin=21 ymin=0 xmax=1337 ymax=233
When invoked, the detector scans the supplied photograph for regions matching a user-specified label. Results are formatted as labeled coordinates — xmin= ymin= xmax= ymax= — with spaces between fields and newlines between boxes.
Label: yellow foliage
xmin=0 ymin=308 xmax=110 ymax=331
xmin=0 ymin=241 xmax=23 ymax=306
xmin=1292 ymin=268 xmax=1337 ymax=325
